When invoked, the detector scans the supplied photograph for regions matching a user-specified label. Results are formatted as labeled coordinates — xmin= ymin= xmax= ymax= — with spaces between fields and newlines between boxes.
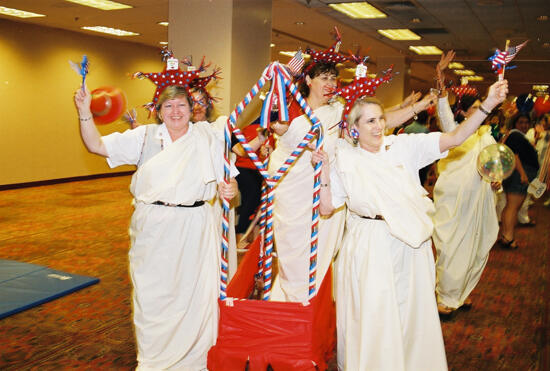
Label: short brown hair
xmin=298 ymin=61 xmax=339 ymax=98
xmin=155 ymin=86 xmax=193 ymax=124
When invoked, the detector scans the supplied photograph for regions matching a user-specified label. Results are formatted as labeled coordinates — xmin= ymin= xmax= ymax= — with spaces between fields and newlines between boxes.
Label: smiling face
xmin=352 ymin=101 xmax=387 ymax=153
xmin=159 ymin=95 xmax=192 ymax=132
xmin=306 ymin=71 xmax=337 ymax=105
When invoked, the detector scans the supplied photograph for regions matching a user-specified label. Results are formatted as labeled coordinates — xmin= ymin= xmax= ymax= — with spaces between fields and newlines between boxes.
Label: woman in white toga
xmin=74 ymin=85 xmax=237 ymax=370
xmin=313 ymin=79 xmax=508 ymax=370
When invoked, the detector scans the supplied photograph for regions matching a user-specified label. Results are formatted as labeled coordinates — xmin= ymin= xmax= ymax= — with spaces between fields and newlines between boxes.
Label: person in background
xmin=190 ymin=86 xmax=217 ymax=123
xmin=231 ymin=116 xmax=274 ymax=243
xmin=499 ymin=113 xmax=540 ymax=249
xmin=403 ymin=110 xmax=430 ymax=134
xmin=432 ymin=50 xmax=503 ymax=316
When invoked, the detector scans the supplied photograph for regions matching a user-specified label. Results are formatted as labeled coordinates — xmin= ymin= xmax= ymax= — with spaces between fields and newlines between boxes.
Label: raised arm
xmin=74 ymin=86 xmax=108 ymax=157
xmin=437 ymin=95 xmax=458 ymax=132
xmin=385 ymin=91 xmax=421 ymax=112
xmin=435 ymin=50 xmax=455 ymax=99
xmin=385 ymin=92 xmax=437 ymax=129
xmin=439 ymin=80 xmax=508 ymax=153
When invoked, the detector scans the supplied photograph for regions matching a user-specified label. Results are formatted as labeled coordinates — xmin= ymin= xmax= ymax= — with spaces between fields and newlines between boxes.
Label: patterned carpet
xmin=0 ymin=175 xmax=548 ymax=370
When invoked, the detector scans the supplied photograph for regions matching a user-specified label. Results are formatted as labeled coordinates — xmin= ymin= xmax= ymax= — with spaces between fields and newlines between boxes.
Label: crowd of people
xmin=73 ymin=40 xmax=548 ymax=370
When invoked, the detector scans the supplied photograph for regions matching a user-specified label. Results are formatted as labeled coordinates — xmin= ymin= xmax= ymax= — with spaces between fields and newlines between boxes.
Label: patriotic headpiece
xmin=132 ymin=48 xmax=211 ymax=114
xmin=303 ymin=27 xmax=350 ymax=76
xmin=450 ymin=84 xmax=478 ymax=99
xmin=189 ymin=64 xmax=222 ymax=106
xmin=332 ymin=58 xmax=393 ymax=131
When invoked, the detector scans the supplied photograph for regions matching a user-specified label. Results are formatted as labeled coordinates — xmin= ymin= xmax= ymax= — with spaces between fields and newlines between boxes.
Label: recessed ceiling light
xmin=65 ymin=0 xmax=132 ymax=10
xmin=543 ymin=42 xmax=550 ymax=48
xmin=462 ymin=75 xmax=484 ymax=82
xmin=533 ymin=85 xmax=548 ymax=91
xmin=453 ymin=69 xmax=475 ymax=76
xmin=448 ymin=62 xmax=465 ymax=69
xmin=409 ymin=45 xmax=443 ymax=55
xmin=0 ymin=6 xmax=45 ymax=18
xmin=81 ymin=26 xmax=139 ymax=36
xmin=159 ymin=41 xmax=168 ymax=45
xmin=328 ymin=2 xmax=386 ymax=19
xmin=537 ymin=15 xmax=548 ymax=21
xmin=411 ymin=18 xmax=421 ymax=23
xmin=270 ymin=43 xmax=275 ymax=48
xmin=378 ymin=29 xmax=421 ymax=41
xmin=295 ymin=21 xmax=305 ymax=26
xmin=158 ymin=21 xmax=169 ymax=26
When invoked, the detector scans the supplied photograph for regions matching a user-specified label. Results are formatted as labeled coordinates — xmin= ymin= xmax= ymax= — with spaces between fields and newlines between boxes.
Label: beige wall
xmin=0 ymin=19 xmax=160 ymax=186
xmin=169 ymin=0 xmax=272 ymax=127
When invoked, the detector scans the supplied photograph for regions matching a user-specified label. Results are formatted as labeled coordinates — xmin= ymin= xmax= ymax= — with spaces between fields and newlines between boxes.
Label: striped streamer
xmin=220 ymin=62 xmax=328 ymax=301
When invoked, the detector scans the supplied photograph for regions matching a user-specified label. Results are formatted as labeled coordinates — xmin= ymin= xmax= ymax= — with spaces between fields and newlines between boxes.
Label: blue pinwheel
xmin=69 ymin=55 xmax=89 ymax=89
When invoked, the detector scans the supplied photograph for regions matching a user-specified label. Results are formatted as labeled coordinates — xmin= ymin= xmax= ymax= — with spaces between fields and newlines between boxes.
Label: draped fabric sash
xmin=337 ymin=143 xmax=435 ymax=247
xmin=130 ymin=124 xmax=218 ymax=205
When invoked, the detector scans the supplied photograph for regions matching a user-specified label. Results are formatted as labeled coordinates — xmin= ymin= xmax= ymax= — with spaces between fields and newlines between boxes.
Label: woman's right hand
xmin=74 ymin=85 xmax=92 ymax=115
xmin=311 ymin=149 xmax=329 ymax=168
xmin=484 ymin=80 xmax=508 ymax=110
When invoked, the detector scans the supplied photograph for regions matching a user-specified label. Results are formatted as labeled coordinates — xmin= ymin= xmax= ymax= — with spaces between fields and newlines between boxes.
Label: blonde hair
xmin=155 ymin=86 xmax=193 ymax=124
xmin=347 ymin=96 xmax=384 ymax=129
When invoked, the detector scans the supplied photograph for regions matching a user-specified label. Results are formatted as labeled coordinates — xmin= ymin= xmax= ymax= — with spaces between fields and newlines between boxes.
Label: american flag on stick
xmin=286 ymin=49 xmax=305 ymax=76
xmin=490 ymin=40 xmax=528 ymax=71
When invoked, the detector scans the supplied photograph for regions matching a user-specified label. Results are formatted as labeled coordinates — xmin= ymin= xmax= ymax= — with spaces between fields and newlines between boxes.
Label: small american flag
xmin=505 ymin=40 xmax=528 ymax=63
xmin=286 ymin=49 xmax=304 ymax=76
xmin=491 ymin=40 xmax=528 ymax=70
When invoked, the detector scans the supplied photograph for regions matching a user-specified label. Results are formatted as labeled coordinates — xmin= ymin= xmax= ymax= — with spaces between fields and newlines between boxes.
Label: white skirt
xmin=129 ymin=201 xmax=220 ymax=370
xmin=335 ymin=214 xmax=447 ymax=371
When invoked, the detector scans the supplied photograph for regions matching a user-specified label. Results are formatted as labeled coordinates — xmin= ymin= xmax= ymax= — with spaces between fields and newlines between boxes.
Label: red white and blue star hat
xmin=302 ymin=27 xmax=351 ymax=75
xmin=132 ymin=48 xmax=215 ymax=114
xmin=332 ymin=57 xmax=394 ymax=132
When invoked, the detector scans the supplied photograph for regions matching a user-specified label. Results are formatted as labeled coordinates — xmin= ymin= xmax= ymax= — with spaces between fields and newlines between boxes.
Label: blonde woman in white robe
xmin=433 ymin=92 xmax=501 ymax=315
xmin=312 ymin=79 xmax=508 ymax=370
xmin=75 ymin=85 xmax=238 ymax=371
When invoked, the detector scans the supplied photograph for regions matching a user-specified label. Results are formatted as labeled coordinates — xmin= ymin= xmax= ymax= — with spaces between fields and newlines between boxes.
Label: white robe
xmin=268 ymin=101 xmax=346 ymax=302
xmin=433 ymin=97 xmax=499 ymax=309
xmin=103 ymin=122 xmax=230 ymax=370
xmin=330 ymin=135 xmax=448 ymax=371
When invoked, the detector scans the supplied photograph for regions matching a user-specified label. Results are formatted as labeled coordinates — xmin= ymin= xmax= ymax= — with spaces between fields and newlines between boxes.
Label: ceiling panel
xmin=0 ymin=0 xmax=548 ymax=95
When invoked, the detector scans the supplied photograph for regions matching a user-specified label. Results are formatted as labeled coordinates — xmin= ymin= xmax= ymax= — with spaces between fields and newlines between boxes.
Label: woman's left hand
xmin=416 ymin=91 xmax=438 ymax=111
xmin=311 ymin=149 xmax=329 ymax=168
xmin=218 ymin=178 xmax=238 ymax=200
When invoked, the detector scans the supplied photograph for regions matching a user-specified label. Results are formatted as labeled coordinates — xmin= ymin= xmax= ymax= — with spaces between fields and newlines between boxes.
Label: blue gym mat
xmin=0 ymin=259 xmax=99 ymax=320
